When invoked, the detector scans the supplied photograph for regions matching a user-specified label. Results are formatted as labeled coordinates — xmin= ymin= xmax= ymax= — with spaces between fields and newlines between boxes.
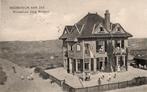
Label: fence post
xmin=118 ymin=82 xmax=119 ymax=89
xmin=127 ymin=81 xmax=128 ymax=87
xmin=108 ymin=83 xmax=109 ymax=90
xmin=145 ymin=77 xmax=147 ymax=84
xmin=97 ymin=85 xmax=100 ymax=92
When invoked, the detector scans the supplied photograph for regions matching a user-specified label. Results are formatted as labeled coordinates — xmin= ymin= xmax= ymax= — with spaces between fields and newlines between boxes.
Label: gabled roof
xmin=110 ymin=23 xmax=133 ymax=38
xmin=59 ymin=12 xmax=133 ymax=41
xmin=66 ymin=26 xmax=73 ymax=33
xmin=77 ymin=13 xmax=105 ymax=36
xmin=59 ymin=25 xmax=73 ymax=39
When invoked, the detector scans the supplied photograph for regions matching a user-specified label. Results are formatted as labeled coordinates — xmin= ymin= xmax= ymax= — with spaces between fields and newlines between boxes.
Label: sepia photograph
xmin=0 ymin=0 xmax=147 ymax=92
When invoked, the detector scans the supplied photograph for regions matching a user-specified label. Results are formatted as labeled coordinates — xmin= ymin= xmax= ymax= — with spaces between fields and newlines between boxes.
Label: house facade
xmin=59 ymin=10 xmax=132 ymax=73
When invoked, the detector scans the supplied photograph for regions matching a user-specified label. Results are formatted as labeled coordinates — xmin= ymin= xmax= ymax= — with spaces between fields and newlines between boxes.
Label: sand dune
xmin=0 ymin=58 xmax=63 ymax=92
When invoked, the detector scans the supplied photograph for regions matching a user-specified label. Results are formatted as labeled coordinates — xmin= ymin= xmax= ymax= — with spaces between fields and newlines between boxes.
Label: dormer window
xmin=100 ymin=27 xmax=104 ymax=32
xmin=117 ymin=27 xmax=121 ymax=32
xmin=64 ymin=30 xmax=67 ymax=34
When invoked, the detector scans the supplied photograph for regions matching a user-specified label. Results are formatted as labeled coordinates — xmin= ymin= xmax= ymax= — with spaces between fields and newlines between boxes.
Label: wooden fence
xmin=75 ymin=77 xmax=147 ymax=92
xmin=47 ymin=72 xmax=147 ymax=92
xmin=48 ymin=73 xmax=75 ymax=92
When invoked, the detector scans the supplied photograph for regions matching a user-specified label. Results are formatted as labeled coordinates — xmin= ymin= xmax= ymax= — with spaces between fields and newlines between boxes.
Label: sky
xmin=0 ymin=0 xmax=147 ymax=41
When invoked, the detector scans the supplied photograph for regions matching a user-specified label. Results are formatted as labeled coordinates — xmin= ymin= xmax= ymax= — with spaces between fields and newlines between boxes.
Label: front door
xmin=72 ymin=59 xmax=76 ymax=73
xmin=77 ymin=59 xmax=83 ymax=72
xmin=91 ymin=59 xmax=94 ymax=71
xmin=85 ymin=62 xmax=89 ymax=70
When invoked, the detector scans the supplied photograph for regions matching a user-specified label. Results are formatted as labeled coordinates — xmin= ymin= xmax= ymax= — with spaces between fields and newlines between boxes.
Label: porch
xmin=64 ymin=58 xmax=109 ymax=74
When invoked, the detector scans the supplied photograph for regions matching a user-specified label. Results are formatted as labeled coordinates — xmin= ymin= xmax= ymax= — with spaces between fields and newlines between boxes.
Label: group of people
xmin=81 ymin=72 xmax=117 ymax=83
xmin=81 ymin=72 xmax=91 ymax=81
xmin=20 ymin=73 xmax=34 ymax=80
xmin=98 ymin=73 xmax=117 ymax=85
xmin=12 ymin=66 xmax=34 ymax=80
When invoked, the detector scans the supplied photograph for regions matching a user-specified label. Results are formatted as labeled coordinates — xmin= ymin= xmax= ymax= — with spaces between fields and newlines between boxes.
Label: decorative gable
xmin=92 ymin=24 xmax=108 ymax=34
xmin=63 ymin=26 xmax=73 ymax=35
xmin=63 ymin=28 xmax=68 ymax=34
xmin=111 ymin=24 xmax=125 ymax=33
xmin=75 ymin=24 xmax=85 ymax=34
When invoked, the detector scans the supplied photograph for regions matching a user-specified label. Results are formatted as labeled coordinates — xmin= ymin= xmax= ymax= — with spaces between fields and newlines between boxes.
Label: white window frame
xmin=76 ymin=44 xmax=81 ymax=51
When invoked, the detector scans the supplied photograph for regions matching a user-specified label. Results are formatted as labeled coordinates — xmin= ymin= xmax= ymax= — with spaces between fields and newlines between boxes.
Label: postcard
xmin=0 ymin=0 xmax=147 ymax=92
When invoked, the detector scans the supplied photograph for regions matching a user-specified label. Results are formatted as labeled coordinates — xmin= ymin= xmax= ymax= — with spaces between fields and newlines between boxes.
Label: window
xmin=85 ymin=43 xmax=90 ymax=54
xmin=77 ymin=59 xmax=83 ymax=72
xmin=100 ymin=27 xmax=104 ymax=32
xmin=115 ymin=40 xmax=121 ymax=47
xmin=64 ymin=30 xmax=67 ymax=34
xmin=85 ymin=62 xmax=89 ymax=70
xmin=96 ymin=58 xmax=99 ymax=70
xmin=96 ymin=57 xmax=104 ymax=70
xmin=77 ymin=61 xmax=81 ymax=71
xmin=117 ymin=27 xmax=121 ymax=32
xmin=96 ymin=41 xmax=105 ymax=53
xmin=91 ymin=59 xmax=94 ymax=71
xmin=76 ymin=44 xmax=81 ymax=51
xmin=121 ymin=40 xmax=124 ymax=48
xmin=69 ymin=44 xmax=73 ymax=51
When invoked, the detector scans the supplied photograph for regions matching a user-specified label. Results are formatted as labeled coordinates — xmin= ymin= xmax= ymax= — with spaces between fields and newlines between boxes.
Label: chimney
xmin=104 ymin=10 xmax=110 ymax=30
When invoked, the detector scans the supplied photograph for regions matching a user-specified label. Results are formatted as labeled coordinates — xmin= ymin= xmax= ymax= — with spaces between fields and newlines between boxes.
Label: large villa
xmin=59 ymin=10 xmax=132 ymax=74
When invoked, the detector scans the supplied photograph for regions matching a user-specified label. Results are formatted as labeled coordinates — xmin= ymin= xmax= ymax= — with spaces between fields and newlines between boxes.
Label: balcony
xmin=95 ymin=52 xmax=107 ymax=57
xmin=64 ymin=51 xmax=68 ymax=57
xmin=68 ymin=50 xmax=74 ymax=57
xmin=113 ymin=47 xmax=126 ymax=55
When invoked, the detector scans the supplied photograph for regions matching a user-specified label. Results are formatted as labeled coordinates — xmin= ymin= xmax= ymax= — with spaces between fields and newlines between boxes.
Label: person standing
xmin=12 ymin=66 xmax=16 ymax=73
xmin=98 ymin=78 xmax=101 ymax=85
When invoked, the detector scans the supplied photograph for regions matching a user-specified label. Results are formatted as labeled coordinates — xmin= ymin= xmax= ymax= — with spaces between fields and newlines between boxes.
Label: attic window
xmin=100 ymin=27 xmax=104 ymax=32
xmin=117 ymin=27 xmax=121 ymax=32
xmin=64 ymin=30 xmax=67 ymax=34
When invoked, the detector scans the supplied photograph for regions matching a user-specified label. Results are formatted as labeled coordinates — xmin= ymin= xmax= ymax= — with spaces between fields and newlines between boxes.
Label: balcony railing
xmin=95 ymin=52 xmax=107 ymax=57
xmin=97 ymin=51 xmax=105 ymax=54
xmin=113 ymin=47 xmax=126 ymax=54
xmin=68 ymin=50 xmax=74 ymax=57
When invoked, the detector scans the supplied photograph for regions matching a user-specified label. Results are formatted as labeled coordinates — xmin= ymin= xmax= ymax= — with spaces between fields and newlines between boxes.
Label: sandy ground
xmin=46 ymin=66 xmax=147 ymax=88
xmin=83 ymin=66 xmax=147 ymax=87
xmin=45 ymin=68 xmax=83 ymax=88
xmin=0 ymin=58 xmax=63 ymax=92
xmin=1 ymin=57 xmax=147 ymax=92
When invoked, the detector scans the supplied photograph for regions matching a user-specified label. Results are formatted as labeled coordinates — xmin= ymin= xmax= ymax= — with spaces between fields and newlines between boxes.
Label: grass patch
xmin=0 ymin=66 xmax=7 ymax=85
